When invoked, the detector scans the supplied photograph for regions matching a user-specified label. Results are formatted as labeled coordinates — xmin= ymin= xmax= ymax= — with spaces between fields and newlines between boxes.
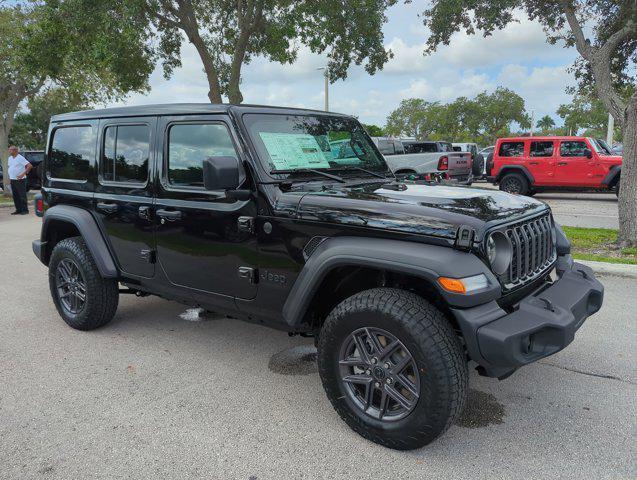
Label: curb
xmin=578 ymin=259 xmax=637 ymax=280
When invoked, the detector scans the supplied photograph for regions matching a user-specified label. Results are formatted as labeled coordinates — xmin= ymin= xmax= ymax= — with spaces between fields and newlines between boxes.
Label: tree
xmin=385 ymin=99 xmax=445 ymax=139
xmin=420 ymin=0 xmax=637 ymax=245
xmin=385 ymin=88 xmax=529 ymax=144
xmin=146 ymin=0 xmax=396 ymax=105
xmin=537 ymin=115 xmax=556 ymax=132
xmin=363 ymin=124 xmax=385 ymax=137
xmin=557 ymin=90 xmax=629 ymax=139
xmin=0 ymin=1 xmax=154 ymax=193
xmin=9 ymin=87 xmax=90 ymax=150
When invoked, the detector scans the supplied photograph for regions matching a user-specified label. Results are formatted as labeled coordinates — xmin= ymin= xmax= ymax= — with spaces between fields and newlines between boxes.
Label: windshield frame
xmin=241 ymin=112 xmax=392 ymax=181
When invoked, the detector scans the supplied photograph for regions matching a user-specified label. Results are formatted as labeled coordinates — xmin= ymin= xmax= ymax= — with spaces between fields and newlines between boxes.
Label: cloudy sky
xmin=112 ymin=3 xmax=578 ymax=127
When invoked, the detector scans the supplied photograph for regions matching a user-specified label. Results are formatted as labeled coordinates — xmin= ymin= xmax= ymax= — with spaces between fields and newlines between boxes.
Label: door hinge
xmin=238 ymin=216 xmax=255 ymax=234
xmin=140 ymin=249 xmax=156 ymax=263
xmin=238 ymin=266 xmax=258 ymax=284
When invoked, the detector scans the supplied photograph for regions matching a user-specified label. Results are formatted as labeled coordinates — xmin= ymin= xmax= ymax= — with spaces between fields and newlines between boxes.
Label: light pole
xmin=317 ymin=66 xmax=329 ymax=111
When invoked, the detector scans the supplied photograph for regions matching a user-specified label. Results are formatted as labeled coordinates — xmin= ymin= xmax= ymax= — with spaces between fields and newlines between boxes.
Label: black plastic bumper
xmin=32 ymin=239 xmax=47 ymax=264
xmin=452 ymin=256 xmax=604 ymax=379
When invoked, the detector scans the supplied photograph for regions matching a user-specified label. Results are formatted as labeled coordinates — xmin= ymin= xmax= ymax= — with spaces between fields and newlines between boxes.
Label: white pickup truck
xmin=371 ymin=137 xmax=473 ymax=184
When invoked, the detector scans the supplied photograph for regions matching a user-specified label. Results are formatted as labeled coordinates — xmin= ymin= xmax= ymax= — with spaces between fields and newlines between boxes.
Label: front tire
xmin=317 ymin=288 xmax=468 ymax=450
xmin=49 ymin=237 xmax=119 ymax=330
xmin=499 ymin=172 xmax=530 ymax=195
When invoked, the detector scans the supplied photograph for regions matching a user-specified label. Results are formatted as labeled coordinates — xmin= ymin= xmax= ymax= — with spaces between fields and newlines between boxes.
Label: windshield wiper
xmin=326 ymin=165 xmax=390 ymax=179
xmin=270 ymin=168 xmax=346 ymax=183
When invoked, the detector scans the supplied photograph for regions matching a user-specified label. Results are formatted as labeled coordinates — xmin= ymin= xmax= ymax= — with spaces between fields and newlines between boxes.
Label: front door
xmin=555 ymin=139 xmax=596 ymax=187
xmin=527 ymin=140 xmax=556 ymax=185
xmin=94 ymin=117 xmax=157 ymax=278
xmin=154 ymin=115 xmax=258 ymax=300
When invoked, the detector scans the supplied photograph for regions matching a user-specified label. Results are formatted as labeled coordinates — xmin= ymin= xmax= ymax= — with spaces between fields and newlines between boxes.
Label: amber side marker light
xmin=438 ymin=274 xmax=489 ymax=294
xmin=438 ymin=277 xmax=466 ymax=294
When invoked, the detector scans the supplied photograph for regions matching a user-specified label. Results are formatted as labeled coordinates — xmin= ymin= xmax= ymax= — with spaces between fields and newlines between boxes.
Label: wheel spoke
xmin=378 ymin=340 xmax=400 ymax=361
xmin=339 ymin=356 xmax=367 ymax=368
xmin=378 ymin=390 xmax=390 ymax=418
xmin=390 ymin=353 xmax=412 ymax=375
xmin=385 ymin=384 xmax=415 ymax=410
xmin=342 ymin=374 xmax=372 ymax=385
xmin=364 ymin=328 xmax=383 ymax=355
xmin=353 ymin=333 xmax=371 ymax=364
xmin=398 ymin=374 xmax=419 ymax=399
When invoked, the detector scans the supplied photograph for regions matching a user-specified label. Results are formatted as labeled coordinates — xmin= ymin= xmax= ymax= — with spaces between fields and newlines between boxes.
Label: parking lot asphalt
xmin=477 ymin=182 xmax=619 ymax=229
xmin=1 ymin=210 xmax=635 ymax=480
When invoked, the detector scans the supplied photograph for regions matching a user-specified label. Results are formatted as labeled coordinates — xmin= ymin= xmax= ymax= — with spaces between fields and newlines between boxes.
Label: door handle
xmin=529 ymin=161 xmax=539 ymax=165
xmin=156 ymin=209 xmax=183 ymax=221
xmin=96 ymin=202 xmax=118 ymax=214
xmin=557 ymin=162 xmax=568 ymax=166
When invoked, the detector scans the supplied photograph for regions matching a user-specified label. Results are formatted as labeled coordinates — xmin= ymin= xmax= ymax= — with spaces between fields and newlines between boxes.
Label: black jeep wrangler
xmin=33 ymin=104 xmax=604 ymax=450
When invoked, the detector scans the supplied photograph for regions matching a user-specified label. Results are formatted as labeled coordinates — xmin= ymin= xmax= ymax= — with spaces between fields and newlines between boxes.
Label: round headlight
xmin=486 ymin=231 xmax=513 ymax=275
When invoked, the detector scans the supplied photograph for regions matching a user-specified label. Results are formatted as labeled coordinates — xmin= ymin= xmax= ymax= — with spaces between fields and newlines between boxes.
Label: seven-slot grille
xmin=499 ymin=213 xmax=555 ymax=289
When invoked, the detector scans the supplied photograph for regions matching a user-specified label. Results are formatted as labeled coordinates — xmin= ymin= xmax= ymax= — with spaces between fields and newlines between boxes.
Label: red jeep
xmin=487 ymin=136 xmax=622 ymax=196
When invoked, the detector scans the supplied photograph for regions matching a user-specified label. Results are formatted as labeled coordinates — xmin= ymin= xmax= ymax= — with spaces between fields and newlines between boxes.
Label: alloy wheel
xmin=501 ymin=177 xmax=522 ymax=194
xmin=55 ymin=258 xmax=87 ymax=315
xmin=338 ymin=327 xmax=420 ymax=422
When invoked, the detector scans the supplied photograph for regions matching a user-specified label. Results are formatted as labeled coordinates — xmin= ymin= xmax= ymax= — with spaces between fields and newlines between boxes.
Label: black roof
xmin=51 ymin=103 xmax=348 ymax=122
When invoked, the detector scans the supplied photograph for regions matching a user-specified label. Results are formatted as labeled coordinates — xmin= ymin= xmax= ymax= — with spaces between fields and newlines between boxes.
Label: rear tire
xmin=317 ymin=288 xmax=467 ymax=450
xmin=49 ymin=237 xmax=119 ymax=330
xmin=499 ymin=172 xmax=530 ymax=195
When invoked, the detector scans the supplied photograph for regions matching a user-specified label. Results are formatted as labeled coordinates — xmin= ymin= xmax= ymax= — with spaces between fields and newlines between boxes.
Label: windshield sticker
xmin=259 ymin=132 xmax=331 ymax=170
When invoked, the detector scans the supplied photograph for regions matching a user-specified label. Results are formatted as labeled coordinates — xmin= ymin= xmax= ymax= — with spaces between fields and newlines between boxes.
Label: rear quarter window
xmin=49 ymin=125 xmax=95 ymax=181
xmin=498 ymin=142 xmax=525 ymax=157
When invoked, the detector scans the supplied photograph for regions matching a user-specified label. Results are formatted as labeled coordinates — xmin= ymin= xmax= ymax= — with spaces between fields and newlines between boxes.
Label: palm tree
xmin=537 ymin=115 xmax=556 ymax=132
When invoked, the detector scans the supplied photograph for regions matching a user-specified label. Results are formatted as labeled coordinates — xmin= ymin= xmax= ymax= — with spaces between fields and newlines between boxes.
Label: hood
xmin=276 ymin=181 xmax=548 ymax=241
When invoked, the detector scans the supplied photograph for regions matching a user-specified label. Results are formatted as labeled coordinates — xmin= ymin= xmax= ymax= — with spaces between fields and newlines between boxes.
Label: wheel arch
xmin=496 ymin=166 xmax=534 ymax=185
xmin=282 ymin=237 xmax=500 ymax=329
xmin=38 ymin=205 xmax=118 ymax=278
xmin=602 ymin=165 xmax=620 ymax=187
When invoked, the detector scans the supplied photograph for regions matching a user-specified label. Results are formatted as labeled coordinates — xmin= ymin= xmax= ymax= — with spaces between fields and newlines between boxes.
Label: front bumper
xmin=452 ymin=256 xmax=604 ymax=379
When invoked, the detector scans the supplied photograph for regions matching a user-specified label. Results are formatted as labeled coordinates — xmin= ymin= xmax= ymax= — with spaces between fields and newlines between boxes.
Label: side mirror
xmin=203 ymin=156 xmax=240 ymax=191
xmin=585 ymin=149 xmax=593 ymax=159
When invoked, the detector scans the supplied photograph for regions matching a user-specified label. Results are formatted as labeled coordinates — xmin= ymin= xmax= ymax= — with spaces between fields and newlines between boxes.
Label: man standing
xmin=7 ymin=146 xmax=32 ymax=215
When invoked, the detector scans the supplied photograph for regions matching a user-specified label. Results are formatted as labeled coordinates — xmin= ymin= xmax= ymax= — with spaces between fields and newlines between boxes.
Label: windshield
xmin=243 ymin=113 xmax=390 ymax=176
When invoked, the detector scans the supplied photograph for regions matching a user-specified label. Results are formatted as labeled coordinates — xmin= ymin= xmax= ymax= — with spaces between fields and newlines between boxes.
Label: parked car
xmin=487 ymin=136 xmax=622 ymax=196
xmin=0 ymin=150 xmax=44 ymax=191
xmin=479 ymin=145 xmax=494 ymax=157
xmin=33 ymin=104 xmax=603 ymax=450
xmin=371 ymin=137 xmax=473 ymax=184
xmin=452 ymin=142 xmax=484 ymax=178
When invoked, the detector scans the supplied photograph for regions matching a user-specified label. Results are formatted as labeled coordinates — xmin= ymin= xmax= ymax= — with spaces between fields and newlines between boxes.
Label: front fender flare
xmin=282 ymin=237 xmax=501 ymax=328
xmin=39 ymin=205 xmax=118 ymax=278
xmin=601 ymin=165 xmax=620 ymax=186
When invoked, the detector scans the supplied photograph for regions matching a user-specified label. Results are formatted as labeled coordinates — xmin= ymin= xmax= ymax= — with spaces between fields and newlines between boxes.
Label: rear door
xmin=153 ymin=115 xmax=259 ymax=300
xmin=527 ymin=140 xmax=556 ymax=185
xmin=94 ymin=117 xmax=157 ymax=278
xmin=555 ymin=139 xmax=596 ymax=186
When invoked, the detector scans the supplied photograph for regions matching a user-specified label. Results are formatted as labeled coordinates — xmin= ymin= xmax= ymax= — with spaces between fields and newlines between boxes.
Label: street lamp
xmin=317 ymin=66 xmax=329 ymax=112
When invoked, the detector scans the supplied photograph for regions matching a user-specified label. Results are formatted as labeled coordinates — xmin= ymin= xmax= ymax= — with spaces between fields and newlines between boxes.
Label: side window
xmin=499 ymin=142 xmax=524 ymax=157
xmin=167 ymin=123 xmax=237 ymax=188
xmin=560 ymin=141 xmax=588 ymax=157
xmin=102 ymin=124 xmax=150 ymax=184
xmin=49 ymin=125 xmax=95 ymax=180
xmin=377 ymin=140 xmax=394 ymax=155
xmin=530 ymin=141 xmax=554 ymax=157
xmin=422 ymin=143 xmax=437 ymax=153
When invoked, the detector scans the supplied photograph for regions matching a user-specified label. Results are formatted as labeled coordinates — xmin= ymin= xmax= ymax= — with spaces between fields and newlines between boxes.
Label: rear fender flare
xmin=40 ymin=205 xmax=118 ymax=278
xmin=282 ymin=236 xmax=501 ymax=328
xmin=496 ymin=166 xmax=534 ymax=185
